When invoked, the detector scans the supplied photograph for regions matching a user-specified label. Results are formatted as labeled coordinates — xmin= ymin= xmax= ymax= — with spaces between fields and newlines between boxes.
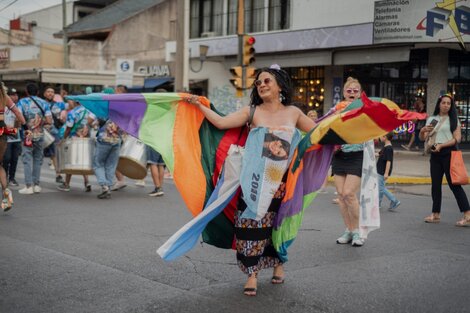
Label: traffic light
xmin=245 ymin=66 xmax=257 ymax=88
xmin=242 ymin=35 xmax=256 ymax=66
xmin=230 ymin=66 xmax=243 ymax=89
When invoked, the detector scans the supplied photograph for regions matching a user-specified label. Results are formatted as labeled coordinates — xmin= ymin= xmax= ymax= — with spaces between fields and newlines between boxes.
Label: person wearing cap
xmin=17 ymin=83 xmax=52 ymax=195
xmin=0 ymin=83 xmax=26 ymax=211
xmin=3 ymin=88 xmax=22 ymax=187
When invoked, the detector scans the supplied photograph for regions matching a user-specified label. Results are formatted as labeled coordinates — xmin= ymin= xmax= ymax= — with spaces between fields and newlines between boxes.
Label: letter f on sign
xmin=426 ymin=7 xmax=450 ymax=37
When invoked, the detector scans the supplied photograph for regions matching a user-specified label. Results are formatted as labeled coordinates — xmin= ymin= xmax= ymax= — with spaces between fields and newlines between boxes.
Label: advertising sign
xmin=0 ymin=48 xmax=10 ymax=69
xmin=373 ymin=0 xmax=470 ymax=48
xmin=115 ymin=58 xmax=134 ymax=87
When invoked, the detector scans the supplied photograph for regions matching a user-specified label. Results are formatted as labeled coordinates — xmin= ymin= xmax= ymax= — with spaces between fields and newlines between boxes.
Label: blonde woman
xmin=332 ymin=77 xmax=365 ymax=246
xmin=0 ymin=83 xmax=26 ymax=211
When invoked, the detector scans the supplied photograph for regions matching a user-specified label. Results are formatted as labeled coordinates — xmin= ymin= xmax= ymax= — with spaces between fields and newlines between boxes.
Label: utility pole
xmin=62 ymin=0 xmax=69 ymax=68
xmin=175 ymin=0 xmax=189 ymax=92
xmin=237 ymin=0 xmax=244 ymax=96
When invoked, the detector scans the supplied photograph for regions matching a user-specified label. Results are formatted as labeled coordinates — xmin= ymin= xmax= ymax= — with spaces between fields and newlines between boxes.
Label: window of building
xmin=191 ymin=0 xmax=290 ymax=38
xmin=285 ymin=66 xmax=325 ymax=114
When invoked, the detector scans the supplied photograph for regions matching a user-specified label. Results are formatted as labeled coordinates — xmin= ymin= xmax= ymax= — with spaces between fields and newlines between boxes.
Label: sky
xmin=0 ymin=0 xmax=64 ymax=28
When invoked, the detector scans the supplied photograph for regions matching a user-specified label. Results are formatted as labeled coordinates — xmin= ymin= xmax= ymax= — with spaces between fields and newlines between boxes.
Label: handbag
xmin=424 ymin=117 xmax=446 ymax=155
xmin=450 ymin=148 xmax=469 ymax=185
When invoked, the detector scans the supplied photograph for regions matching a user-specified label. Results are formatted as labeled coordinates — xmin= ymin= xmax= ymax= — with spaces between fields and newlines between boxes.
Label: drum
xmin=57 ymin=137 xmax=95 ymax=175
xmin=117 ymin=136 xmax=147 ymax=179
xmin=42 ymin=129 xmax=55 ymax=149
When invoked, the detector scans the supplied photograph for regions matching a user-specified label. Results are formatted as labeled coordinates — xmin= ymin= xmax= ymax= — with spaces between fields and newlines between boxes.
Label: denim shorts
xmin=146 ymin=146 xmax=165 ymax=165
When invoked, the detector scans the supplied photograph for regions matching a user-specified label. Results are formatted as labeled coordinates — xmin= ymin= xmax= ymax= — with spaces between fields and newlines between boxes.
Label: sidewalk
xmin=390 ymin=148 xmax=470 ymax=184
xmin=327 ymin=148 xmax=470 ymax=185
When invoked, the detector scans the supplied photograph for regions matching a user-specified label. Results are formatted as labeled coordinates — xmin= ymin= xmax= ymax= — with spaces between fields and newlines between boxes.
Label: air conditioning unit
xmin=201 ymin=32 xmax=216 ymax=38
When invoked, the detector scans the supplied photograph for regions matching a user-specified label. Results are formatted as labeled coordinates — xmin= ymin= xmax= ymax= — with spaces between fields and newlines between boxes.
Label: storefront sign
xmin=0 ymin=48 xmax=10 ymax=69
xmin=116 ymin=58 xmax=134 ymax=87
xmin=374 ymin=0 xmax=470 ymax=48
xmin=137 ymin=65 xmax=170 ymax=77
xmin=332 ymin=77 xmax=343 ymax=106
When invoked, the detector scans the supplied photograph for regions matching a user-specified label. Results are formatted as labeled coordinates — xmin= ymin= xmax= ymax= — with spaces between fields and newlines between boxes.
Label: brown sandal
xmin=424 ymin=214 xmax=440 ymax=223
xmin=455 ymin=215 xmax=470 ymax=227
xmin=243 ymin=273 xmax=257 ymax=296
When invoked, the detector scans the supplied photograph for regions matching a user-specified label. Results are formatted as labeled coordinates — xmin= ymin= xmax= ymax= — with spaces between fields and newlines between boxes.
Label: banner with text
xmin=373 ymin=0 xmax=470 ymax=48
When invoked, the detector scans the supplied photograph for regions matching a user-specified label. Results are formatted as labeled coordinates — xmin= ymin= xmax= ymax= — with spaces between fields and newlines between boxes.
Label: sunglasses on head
xmin=345 ymin=88 xmax=360 ymax=94
xmin=254 ymin=77 xmax=273 ymax=87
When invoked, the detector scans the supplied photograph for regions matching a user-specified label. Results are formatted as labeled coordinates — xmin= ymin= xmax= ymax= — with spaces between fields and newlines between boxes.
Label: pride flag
xmin=69 ymin=92 xmax=426 ymax=261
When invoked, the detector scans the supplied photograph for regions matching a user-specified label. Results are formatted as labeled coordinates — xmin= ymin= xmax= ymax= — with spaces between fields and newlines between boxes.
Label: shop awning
xmin=143 ymin=77 xmax=173 ymax=89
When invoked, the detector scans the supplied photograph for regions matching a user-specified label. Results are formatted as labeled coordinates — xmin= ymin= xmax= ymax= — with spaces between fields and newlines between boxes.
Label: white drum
xmin=42 ymin=129 xmax=55 ymax=149
xmin=57 ymin=137 xmax=95 ymax=175
xmin=117 ymin=136 xmax=147 ymax=179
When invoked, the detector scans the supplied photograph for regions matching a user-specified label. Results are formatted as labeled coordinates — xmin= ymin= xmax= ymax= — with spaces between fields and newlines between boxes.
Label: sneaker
xmin=336 ymin=230 xmax=353 ymax=244
xmin=33 ymin=185 xmax=41 ymax=193
xmin=351 ymin=232 xmax=364 ymax=247
xmin=401 ymin=144 xmax=410 ymax=151
xmin=56 ymin=175 xmax=64 ymax=184
xmin=389 ymin=200 xmax=401 ymax=211
xmin=19 ymin=186 xmax=34 ymax=195
xmin=8 ymin=179 xmax=18 ymax=187
xmin=49 ymin=163 xmax=55 ymax=170
xmin=148 ymin=187 xmax=164 ymax=197
xmin=97 ymin=186 xmax=111 ymax=199
xmin=85 ymin=184 xmax=92 ymax=192
xmin=111 ymin=181 xmax=127 ymax=191
xmin=135 ymin=179 xmax=146 ymax=187
xmin=57 ymin=183 xmax=70 ymax=192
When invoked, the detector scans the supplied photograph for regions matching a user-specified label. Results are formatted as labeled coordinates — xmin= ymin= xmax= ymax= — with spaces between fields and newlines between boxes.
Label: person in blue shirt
xmin=17 ymin=83 xmax=52 ymax=195
xmin=57 ymin=100 xmax=95 ymax=192
xmin=93 ymin=119 xmax=122 ymax=199
xmin=43 ymin=86 xmax=68 ymax=184
xmin=0 ymin=83 xmax=26 ymax=211
xmin=3 ymin=88 xmax=22 ymax=187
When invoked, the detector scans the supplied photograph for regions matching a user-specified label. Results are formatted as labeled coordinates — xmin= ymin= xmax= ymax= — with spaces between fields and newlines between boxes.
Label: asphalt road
xmin=1 ymin=163 xmax=469 ymax=313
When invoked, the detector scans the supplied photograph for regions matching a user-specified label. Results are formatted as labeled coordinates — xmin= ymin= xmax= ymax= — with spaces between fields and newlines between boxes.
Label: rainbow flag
xmin=69 ymin=92 xmax=427 ymax=260
xmin=69 ymin=92 xmax=245 ymax=250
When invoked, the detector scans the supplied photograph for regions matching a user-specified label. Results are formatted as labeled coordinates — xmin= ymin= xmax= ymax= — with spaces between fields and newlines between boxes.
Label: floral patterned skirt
xmin=234 ymin=181 xmax=286 ymax=275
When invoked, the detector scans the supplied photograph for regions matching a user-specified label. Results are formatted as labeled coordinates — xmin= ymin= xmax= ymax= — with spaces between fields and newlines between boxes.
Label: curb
xmin=327 ymin=176 xmax=470 ymax=185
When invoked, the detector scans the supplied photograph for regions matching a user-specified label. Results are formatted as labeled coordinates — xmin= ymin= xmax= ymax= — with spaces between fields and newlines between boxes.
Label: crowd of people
xmin=0 ymin=83 xmax=167 ymax=206
xmin=1 ymin=69 xmax=469 ymax=297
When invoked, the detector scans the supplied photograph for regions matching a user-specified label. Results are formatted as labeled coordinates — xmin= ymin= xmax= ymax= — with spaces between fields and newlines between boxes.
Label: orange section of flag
xmin=173 ymin=95 xmax=210 ymax=216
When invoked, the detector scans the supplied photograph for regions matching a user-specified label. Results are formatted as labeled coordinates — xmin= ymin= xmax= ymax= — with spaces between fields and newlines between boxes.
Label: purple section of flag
xmin=104 ymin=94 xmax=147 ymax=138
xmin=274 ymin=145 xmax=334 ymax=229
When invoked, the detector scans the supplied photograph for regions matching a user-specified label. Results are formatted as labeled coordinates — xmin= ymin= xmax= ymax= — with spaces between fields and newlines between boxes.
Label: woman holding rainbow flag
xmin=187 ymin=64 xmax=315 ymax=296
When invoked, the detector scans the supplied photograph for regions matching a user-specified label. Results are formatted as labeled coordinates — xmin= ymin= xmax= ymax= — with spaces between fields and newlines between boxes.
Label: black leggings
xmin=430 ymin=148 xmax=470 ymax=213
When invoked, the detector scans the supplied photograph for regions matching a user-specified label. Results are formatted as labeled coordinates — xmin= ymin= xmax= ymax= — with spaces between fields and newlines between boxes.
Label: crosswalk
xmin=11 ymin=160 xmax=173 ymax=194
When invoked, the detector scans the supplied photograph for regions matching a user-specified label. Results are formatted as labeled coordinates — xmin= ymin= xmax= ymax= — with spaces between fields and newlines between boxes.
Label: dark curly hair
xmin=250 ymin=67 xmax=293 ymax=107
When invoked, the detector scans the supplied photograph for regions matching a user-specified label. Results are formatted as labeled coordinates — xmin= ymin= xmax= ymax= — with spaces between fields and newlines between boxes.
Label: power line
xmin=0 ymin=0 xmax=20 ymax=14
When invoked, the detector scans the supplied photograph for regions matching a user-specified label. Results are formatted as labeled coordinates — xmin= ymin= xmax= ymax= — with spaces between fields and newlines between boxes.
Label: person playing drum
xmin=57 ymin=99 xmax=95 ymax=192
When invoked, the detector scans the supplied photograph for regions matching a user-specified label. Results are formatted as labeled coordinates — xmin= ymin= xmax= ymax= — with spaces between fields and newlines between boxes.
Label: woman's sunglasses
xmin=345 ymin=88 xmax=360 ymax=94
xmin=254 ymin=77 xmax=273 ymax=87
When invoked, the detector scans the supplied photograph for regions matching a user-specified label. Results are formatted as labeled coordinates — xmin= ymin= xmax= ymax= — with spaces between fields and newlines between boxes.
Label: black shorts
xmin=331 ymin=150 xmax=363 ymax=177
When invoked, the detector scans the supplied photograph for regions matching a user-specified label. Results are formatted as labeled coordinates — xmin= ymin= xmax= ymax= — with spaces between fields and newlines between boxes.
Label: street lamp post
xmin=189 ymin=45 xmax=209 ymax=73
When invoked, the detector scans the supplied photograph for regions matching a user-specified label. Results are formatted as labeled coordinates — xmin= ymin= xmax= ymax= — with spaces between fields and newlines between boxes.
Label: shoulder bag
xmin=450 ymin=145 xmax=469 ymax=185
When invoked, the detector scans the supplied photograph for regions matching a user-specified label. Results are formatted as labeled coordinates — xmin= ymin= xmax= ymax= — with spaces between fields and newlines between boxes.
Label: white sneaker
xmin=19 ymin=186 xmax=34 ymax=195
xmin=134 ymin=179 xmax=146 ymax=187
xmin=111 ymin=181 xmax=127 ymax=191
xmin=33 ymin=185 xmax=42 ymax=193
xmin=336 ymin=230 xmax=353 ymax=244
xmin=351 ymin=232 xmax=364 ymax=247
